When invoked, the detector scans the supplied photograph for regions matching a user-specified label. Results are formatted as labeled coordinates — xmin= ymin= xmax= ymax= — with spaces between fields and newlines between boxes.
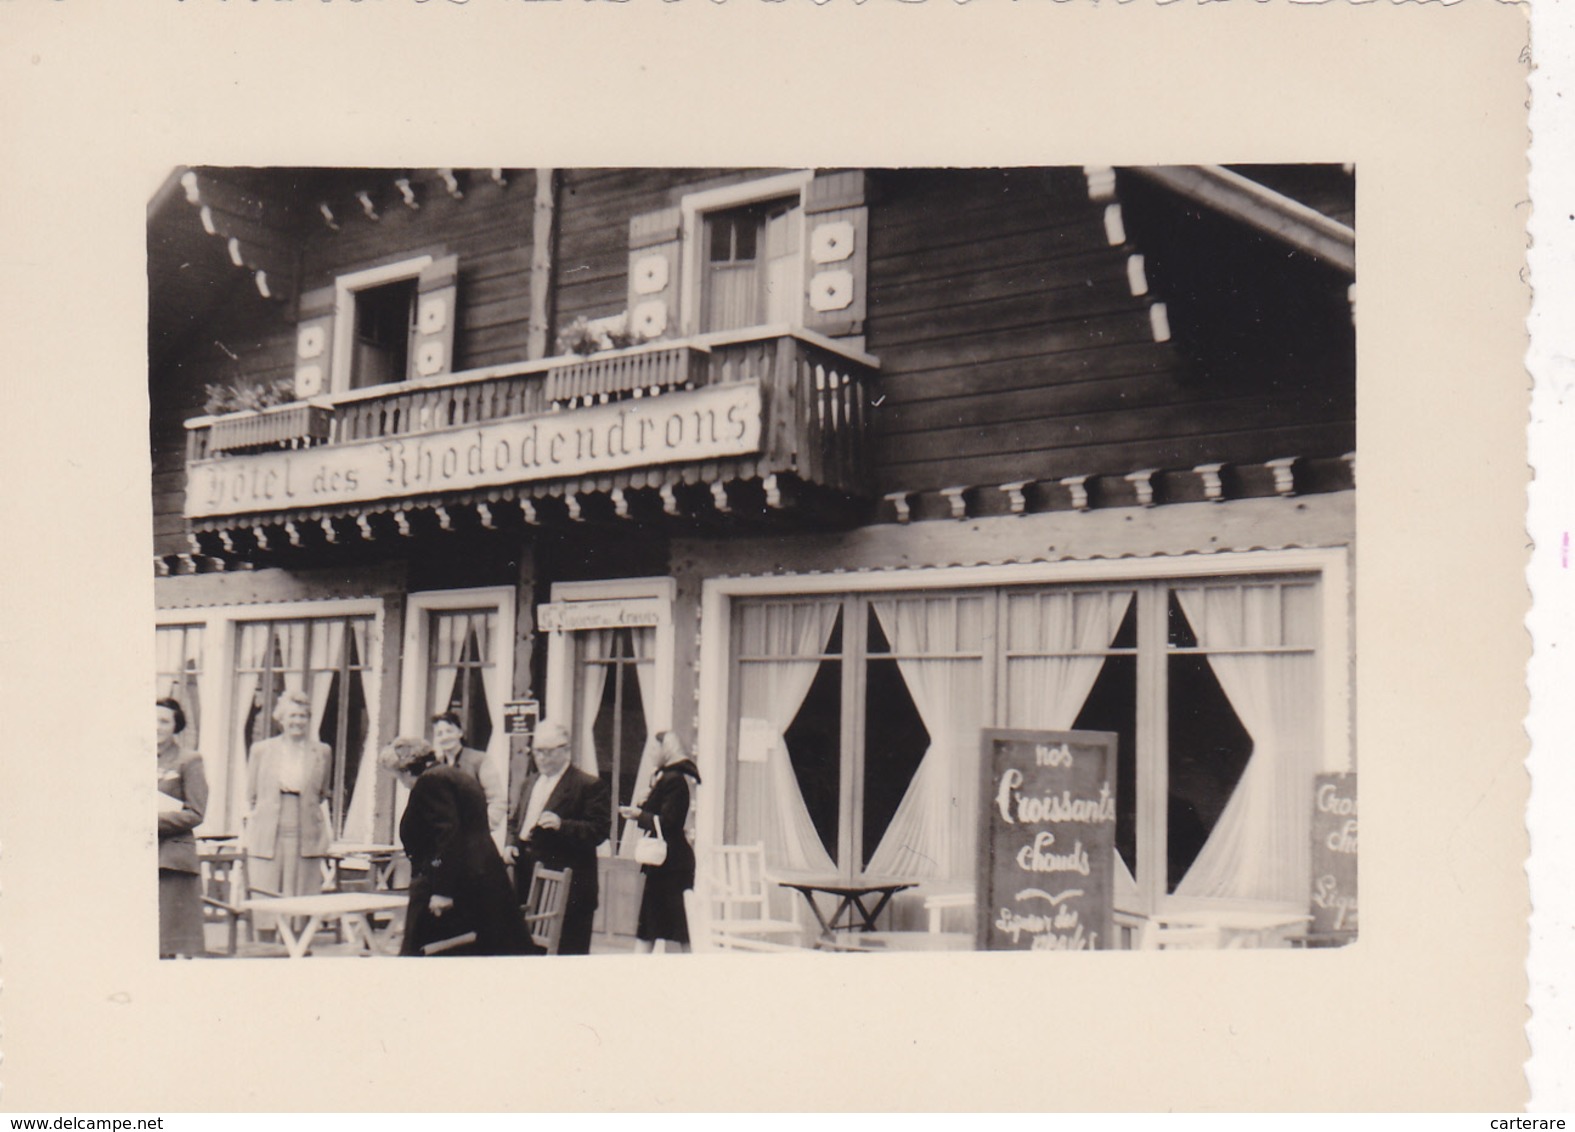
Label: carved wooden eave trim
xmin=870 ymin=454 xmax=1355 ymax=526
xmin=1128 ymin=165 xmax=1356 ymax=275
xmin=176 ymin=169 xmax=298 ymax=304
xmin=173 ymin=468 xmax=862 ymax=571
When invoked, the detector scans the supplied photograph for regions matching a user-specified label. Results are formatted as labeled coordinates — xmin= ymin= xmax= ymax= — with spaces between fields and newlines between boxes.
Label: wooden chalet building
xmin=149 ymin=165 xmax=1356 ymax=947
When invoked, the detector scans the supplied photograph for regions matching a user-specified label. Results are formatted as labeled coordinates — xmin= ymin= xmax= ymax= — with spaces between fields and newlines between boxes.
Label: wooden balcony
xmin=201 ymin=402 xmax=334 ymax=457
xmin=183 ymin=328 xmax=877 ymax=528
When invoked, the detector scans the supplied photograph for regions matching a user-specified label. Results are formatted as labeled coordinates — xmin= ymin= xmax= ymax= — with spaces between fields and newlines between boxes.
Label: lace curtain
xmin=734 ymin=601 xmax=841 ymax=878
xmin=340 ymin=620 xmax=379 ymax=844
xmin=574 ymin=629 xmax=613 ymax=776
xmin=863 ymin=598 xmax=985 ymax=881
xmin=1001 ymin=590 xmax=1137 ymax=900
xmin=1172 ymin=586 xmax=1320 ymax=903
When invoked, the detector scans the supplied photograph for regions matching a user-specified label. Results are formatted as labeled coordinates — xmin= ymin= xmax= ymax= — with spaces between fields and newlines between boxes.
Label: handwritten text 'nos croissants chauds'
xmin=992 ymin=743 xmax=1116 ymax=950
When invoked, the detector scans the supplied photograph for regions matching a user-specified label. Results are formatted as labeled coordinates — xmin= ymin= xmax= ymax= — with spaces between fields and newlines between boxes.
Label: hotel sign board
xmin=537 ymin=598 xmax=667 ymax=633
xmin=1308 ymin=772 xmax=1358 ymax=937
xmin=185 ymin=382 xmax=763 ymax=519
xmin=977 ymin=728 xmax=1119 ymax=951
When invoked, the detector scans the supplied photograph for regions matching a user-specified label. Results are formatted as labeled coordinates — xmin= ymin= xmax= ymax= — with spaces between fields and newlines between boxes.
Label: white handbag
xmin=634 ymin=815 xmax=668 ymax=867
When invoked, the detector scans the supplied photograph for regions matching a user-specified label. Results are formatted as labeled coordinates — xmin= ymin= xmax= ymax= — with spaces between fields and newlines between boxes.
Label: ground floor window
xmin=426 ymin=608 xmax=500 ymax=752
xmin=725 ymin=573 xmax=1326 ymax=924
xmin=232 ymin=615 xmax=378 ymax=842
xmin=155 ymin=623 xmax=205 ymax=752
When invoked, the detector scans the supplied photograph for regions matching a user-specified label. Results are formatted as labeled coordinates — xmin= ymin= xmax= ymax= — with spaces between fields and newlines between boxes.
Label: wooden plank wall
xmin=151 ymin=166 xmax=1358 ymax=559
xmin=552 ymin=168 xmax=783 ymax=332
xmin=296 ymin=170 xmax=539 ymax=373
xmin=151 ymin=170 xmax=542 ymax=556
xmin=149 ymin=282 xmax=296 ymax=558
xmin=862 ymin=167 xmax=1356 ymax=495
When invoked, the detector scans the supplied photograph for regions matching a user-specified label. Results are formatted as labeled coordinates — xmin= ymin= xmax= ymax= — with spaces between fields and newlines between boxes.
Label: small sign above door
xmin=503 ymin=699 xmax=539 ymax=738
xmin=537 ymin=597 xmax=668 ymax=633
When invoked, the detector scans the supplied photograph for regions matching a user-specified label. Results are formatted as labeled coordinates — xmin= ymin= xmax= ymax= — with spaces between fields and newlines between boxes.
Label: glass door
xmin=401 ymin=588 xmax=515 ymax=847
xmin=571 ymin=626 xmax=655 ymax=841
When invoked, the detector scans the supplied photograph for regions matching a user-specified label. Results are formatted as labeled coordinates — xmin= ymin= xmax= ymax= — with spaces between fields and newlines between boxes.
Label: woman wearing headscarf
xmin=157 ymin=697 xmax=208 ymax=958
xmin=620 ymin=730 xmax=702 ymax=954
xmin=244 ymin=689 xmax=333 ymax=930
xmin=381 ymin=737 xmax=531 ymax=956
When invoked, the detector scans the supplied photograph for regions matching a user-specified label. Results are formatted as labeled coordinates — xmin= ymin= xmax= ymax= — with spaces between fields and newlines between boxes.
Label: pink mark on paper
xmin=1564 ymin=531 xmax=1570 ymax=569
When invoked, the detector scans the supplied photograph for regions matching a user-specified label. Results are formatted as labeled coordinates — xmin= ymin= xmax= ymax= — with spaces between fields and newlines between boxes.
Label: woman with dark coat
xmin=157 ymin=698 xmax=208 ymax=958
xmin=380 ymin=738 xmax=532 ymax=957
xmin=621 ymin=731 xmax=701 ymax=954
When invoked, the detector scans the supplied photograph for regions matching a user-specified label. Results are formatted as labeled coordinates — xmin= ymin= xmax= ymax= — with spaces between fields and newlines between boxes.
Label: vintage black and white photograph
xmin=0 ymin=0 xmax=1539 ymax=1112
xmin=150 ymin=164 xmax=1357 ymax=959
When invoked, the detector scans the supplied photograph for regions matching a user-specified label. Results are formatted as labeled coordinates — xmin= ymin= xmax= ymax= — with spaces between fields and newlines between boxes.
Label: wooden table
xmin=239 ymin=893 xmax=408 ymax=959
xmin=322 ymin=843 xmax=403 ymax=892
xmin=775 ymin=875 xmax=918 ymax=945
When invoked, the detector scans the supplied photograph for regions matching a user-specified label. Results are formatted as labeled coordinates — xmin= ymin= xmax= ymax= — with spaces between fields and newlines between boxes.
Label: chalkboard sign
xmin=1309 ymin=772 xmax=1358 ymax=937
xmin=977 ymin=728 xmax=1120 ymax=951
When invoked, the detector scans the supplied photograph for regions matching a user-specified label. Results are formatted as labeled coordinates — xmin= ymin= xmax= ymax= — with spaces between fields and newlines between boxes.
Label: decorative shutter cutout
xmin=802 ymin=171 xmax=868 ymax=338
xmin=627 ymin=207 xmax=682 ymax=341
xmin=415 ymin=254 xmax=459 ymax=378
xmin=295 ymin=285 xmax=336 ymax=398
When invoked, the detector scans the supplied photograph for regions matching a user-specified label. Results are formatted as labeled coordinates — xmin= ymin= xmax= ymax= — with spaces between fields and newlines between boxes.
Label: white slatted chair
xmin=705 ymin=843 xmax=806 ymax=942
xmin=684 ymin=888 xmax=806 ymax=954
xmin=923 ymin=889 xmax=975 ymax=934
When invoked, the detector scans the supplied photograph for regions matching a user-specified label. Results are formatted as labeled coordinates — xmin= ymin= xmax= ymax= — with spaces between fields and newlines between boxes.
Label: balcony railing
xmin=184 ymin=327 xmax=876 ymax=513
xmin=203 ymin=402 xmax=334 ymax=457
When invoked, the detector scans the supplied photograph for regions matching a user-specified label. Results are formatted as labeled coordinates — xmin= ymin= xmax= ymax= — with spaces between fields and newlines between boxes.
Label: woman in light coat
xmin=245 ymin=689 xmax=332 ymax=930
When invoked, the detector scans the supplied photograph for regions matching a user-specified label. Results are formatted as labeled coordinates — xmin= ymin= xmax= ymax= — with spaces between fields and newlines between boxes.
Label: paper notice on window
xmin=737 ymin=718 xmax=777 ymax=764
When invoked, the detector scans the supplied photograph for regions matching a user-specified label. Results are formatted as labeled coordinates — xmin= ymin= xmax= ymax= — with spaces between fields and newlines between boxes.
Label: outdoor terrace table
xmin=239 ymin=892 xmax=408 ymax=959
xmin=322 ymin=843 xmax=403 ymax=892
xmin=774 ymin=876 xmax=917 ymax=946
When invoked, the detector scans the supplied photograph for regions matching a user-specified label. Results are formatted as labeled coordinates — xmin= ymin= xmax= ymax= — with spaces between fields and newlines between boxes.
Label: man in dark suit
xmin=507 ymin=719 xmax=609 ymax=955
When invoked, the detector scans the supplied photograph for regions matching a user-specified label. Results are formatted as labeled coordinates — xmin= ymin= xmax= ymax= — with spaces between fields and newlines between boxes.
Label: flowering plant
xmin=555 ymin=312 xmax=639 ymax=357
xmin=202 ymin=376 xmax=297 ymax=417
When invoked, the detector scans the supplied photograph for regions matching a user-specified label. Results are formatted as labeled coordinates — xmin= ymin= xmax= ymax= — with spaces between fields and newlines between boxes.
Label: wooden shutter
xmin=627 ymin=207 xmax=682 ymax=341
xmin=762 ymin=204 xmax=803 ymax=326
xmin=413 ymin=254 xmax=459 ymax=379
xmin=293 ymin=285 xmax=336 ymax=398
xmin=802 ymin=171 xmax=869 ymax=339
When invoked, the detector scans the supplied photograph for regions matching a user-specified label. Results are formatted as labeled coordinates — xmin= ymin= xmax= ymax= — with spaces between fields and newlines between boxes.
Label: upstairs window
xmin=349 ymin=276 xmax=418 ymax=389
xmin=293 ymin=253 xmax=458 ymax=398
xmin=702 ymin=196 xmax=803 ymax=332
xmin=624 ymin=170 xmax=868 ymax=345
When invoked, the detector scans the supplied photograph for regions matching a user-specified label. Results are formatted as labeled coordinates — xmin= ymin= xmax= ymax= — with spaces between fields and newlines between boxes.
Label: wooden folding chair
xmin=199 ymin=847 xmax=293 ymax=956
xmin=684 ymin=887 xmax=806 ymax=954
xmin=705 ymin=844 xmax=804 ymax=941
xmin=521 ymin=863 xmax=573 ymax=955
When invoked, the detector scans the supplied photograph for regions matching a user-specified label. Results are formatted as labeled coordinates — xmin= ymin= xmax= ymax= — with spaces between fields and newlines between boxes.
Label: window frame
xmin=329 ymin=254 xmax=434 ymax=394
xmin=156 ymin=597 xmax=385 ymax=838
xmin=677 ymin=171 xmax=814 ymax=337
xmin=699 ymin=547 xmax=1351 ymax=912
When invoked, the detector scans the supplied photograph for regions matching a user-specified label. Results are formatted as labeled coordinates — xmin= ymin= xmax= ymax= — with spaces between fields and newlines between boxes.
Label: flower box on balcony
xmin=544 ymin=343 xmax=710 ymax=407
xmin=207 ymin=402 xmax=335 ymax=456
